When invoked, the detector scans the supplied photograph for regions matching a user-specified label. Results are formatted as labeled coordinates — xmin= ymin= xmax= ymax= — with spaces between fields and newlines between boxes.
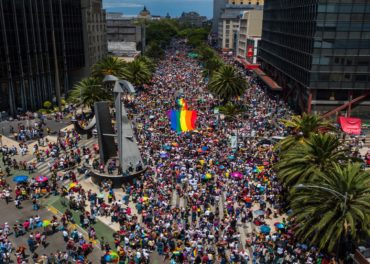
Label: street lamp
xmin=295 ymin=184 xmax=348 ymax=216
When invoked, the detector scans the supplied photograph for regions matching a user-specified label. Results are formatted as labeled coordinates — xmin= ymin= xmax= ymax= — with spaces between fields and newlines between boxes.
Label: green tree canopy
xmin=91 ymin=56 xmax=126 ymax=79
xmin=289 ymin=162 xmax=370 ymax=260
xmin=277 ymin=113 xmax=336 ymax=153
xmin=207 ymin=65 xmax=247 ymax=102
xmin=121 ymin=59 xmax=152 ymax=87
xmin=69 ymin=77 xmax=110 ymax=109
xmin=275 ymin=133 xmax=355 ymax=187
xmin=219 ymin=102 xmax=244 ymax=121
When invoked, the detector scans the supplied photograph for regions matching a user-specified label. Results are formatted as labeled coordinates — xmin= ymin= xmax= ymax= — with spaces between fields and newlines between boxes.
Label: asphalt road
xmin=0 ymin=161 xmax=103 ymax=263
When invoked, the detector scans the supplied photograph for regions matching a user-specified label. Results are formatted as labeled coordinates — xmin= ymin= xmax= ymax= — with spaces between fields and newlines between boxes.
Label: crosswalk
xmin=28 ymin=137 xmax=97 ymax=178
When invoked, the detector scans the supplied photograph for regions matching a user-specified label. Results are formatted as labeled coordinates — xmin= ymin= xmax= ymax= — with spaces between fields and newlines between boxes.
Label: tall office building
xmin=81 ymin=0 xmax=107 ymax=76
xmin=0 ymin=0 xmax=106 ymax=116
xmin=258 ymin=0 xmax=370 ymax=114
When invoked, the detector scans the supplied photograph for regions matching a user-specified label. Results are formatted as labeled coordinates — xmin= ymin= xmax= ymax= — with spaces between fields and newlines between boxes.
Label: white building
xmin=236 ymin=10 xmax=263 ymax=69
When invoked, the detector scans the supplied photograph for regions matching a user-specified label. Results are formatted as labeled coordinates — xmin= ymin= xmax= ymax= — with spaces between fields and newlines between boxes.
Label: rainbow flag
xmin=169 ymin=110 xmax=197 ymax=132
xmin=192 ymin=248 xmax=198 ymax=258
xmin=177 ymin=98 xmax=188 ymax=110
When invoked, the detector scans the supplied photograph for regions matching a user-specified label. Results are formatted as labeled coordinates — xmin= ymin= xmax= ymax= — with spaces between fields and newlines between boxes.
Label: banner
xmin=339 ymin=116 xmax=361 ymax=135
xmin=247 ymin=45 xmax=254 ymax=58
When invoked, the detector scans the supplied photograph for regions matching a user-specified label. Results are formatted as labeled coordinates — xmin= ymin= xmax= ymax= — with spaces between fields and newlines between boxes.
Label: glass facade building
xmin=258 ymin=0 xmax=370 ymax=112
xmin=0 ymin=0 xmax=85 ymax=115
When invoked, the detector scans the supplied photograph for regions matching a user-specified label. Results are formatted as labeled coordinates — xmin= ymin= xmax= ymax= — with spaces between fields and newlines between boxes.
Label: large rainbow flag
xmin=168 ymin=98 xmax=197 ymax=132
xmin=169 ymin=109 xmax=197 ymax=132
xmin=177 ymin=98 xmax=188 ymax=110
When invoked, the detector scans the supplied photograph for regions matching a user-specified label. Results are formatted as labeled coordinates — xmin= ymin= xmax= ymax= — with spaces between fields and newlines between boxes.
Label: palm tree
xmin=203 ymin=57 xmax=224 ymax=77
xmin=219 ymin=102 xmax=244 ymax=121
xmin=207 ymin=65 xmax=247 ymax=102
xmin=136 ymin=56 xmax=156 ymax=74
xmin=277 ymin=113 xmax=336 ymax=153
xmin=121 ymin=59 xmax=152 ymax=87
xmin=275 ymin=133 xmax=355 ymax=187
xmin=91 ymin=56 xmax=126 ymax=79
xmin=289 ymin=162 xmax=370 ymax=262
xmin=69 ymin=77 xmax=111 ymax=109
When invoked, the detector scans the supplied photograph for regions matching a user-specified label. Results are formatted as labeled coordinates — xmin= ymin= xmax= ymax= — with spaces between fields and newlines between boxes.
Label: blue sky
xmin=103 ymin=0 xmax=213 ymax=18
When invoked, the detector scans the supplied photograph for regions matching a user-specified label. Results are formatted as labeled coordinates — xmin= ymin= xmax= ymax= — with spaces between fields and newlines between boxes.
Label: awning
xmin=252 ymin=68 xmax=282 ymax=91
xmin=339 ymin=116 xmax=361 ymax=135
xmin=234 ymin=57 xmax=259 ymax=69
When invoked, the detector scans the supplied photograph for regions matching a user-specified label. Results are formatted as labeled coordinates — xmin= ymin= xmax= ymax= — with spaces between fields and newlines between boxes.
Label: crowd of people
xmin=0 ymin=40 xmax=360 ymax=263
xmin=59 ymin=40 xmax=337 ymax=263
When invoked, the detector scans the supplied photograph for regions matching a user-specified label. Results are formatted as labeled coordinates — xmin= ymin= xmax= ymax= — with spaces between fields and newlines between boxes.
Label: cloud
xmin=103 ymin=2 xmax=144 ymax=8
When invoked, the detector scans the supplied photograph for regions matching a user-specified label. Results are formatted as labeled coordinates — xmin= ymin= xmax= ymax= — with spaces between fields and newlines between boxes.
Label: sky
xmin=103 ymin=0 xmax=213 ymax=18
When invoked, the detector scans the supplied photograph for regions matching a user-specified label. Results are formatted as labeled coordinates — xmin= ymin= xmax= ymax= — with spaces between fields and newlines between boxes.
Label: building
xmin=106 ymin=13 xmax=141 ymax=44
xmin=218 ymin=2 xmax=263 ymax=51
xmin=80 ymin=0 xmax=107 ymax=76
xmin=108 ymin=42 xmax=140 ymax=62
xmin=0 ymin=0 xmax=86 ymax=115
xmin=179 ymin=12 xmax=207 ymax=28
xmin=138 ymin=6 xmax=151 ymax=19
xmin=236 ymin=10 xmax=263 ymax=68
xmin=258 ymin=0 xmax=370 ymax=114
xmin=212 ymin=0 xmax=264 ymax=35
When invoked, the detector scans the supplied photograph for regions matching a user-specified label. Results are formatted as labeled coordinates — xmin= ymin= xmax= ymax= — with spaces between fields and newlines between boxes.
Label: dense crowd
xmin=0 ymin=40 xmax=360 ymax=263
xmin=60 ymin=41 xmax=335 ymax=263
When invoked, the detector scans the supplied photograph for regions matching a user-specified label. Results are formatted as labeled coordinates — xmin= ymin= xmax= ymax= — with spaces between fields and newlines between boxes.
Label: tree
xmin=43 ymin=101 xmax=52 ymax=109
xmin=136 ymin=56 xmax=156 ymax=73
xmin=277 ymin=113 xmax=336 ymax=153
xmin=69 ymin=77 xmax=110 ymax=109
xmin=207 ymin=65 xmax=247 ymax=102
xmin=91 ymin=56 xmax=126 ymax=79
xmin=289 ymin=162 xmax=370 ymax=262
xmin=197 ymin=45 xmax=217 ymax=62
xmin=203 ymin=57 xmax=224 ymax=77
xmin=275 ymin=133 xmax=355 ymax=187
xmin=145 ymin=42 xmax=164 ymax=60
xmin=121 ymin=59 xmax=152 ymax=87
xmin=219 ymin=102 xmax=244 ymax=121
xmin=146 ymin=19 xmax=179 ymax=47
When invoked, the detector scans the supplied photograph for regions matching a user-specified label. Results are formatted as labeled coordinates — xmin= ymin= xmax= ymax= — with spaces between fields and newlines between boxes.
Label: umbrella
xmin=104 ymin=251 xmax=119 ymax=263
xmin=13 ymin=175 xmax=29 ymax=183
xmin=254 ymin=210 xmax=265 ymax=216
xmin=35 ymin=176 xmax=48 ymax=182
xmin=201 ymin=146 xmax=209 ymax=151
xmin=260 ymin=225 xmax=271 ymax=234
xmin=42 ymin=220 xmax=51 ymax=227
xmin=274 ymin=222 xmax=285 ymax=229
xmin=163 ymin=145 xmax=171 ymax=151
xmin=231 ymin=172 xmax=243 ymax=180
xmin=219 ymin=165 xmax=225 ymax=169
xmin=69 ymin=182 xmax=78 ymax=189
xmin=202 ymin=173 xmax=212 ymax=180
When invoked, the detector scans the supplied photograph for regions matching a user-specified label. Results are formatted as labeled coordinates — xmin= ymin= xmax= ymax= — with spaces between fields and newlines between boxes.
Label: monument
xmin=90 ymin=77 xmax=145 ymax=187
